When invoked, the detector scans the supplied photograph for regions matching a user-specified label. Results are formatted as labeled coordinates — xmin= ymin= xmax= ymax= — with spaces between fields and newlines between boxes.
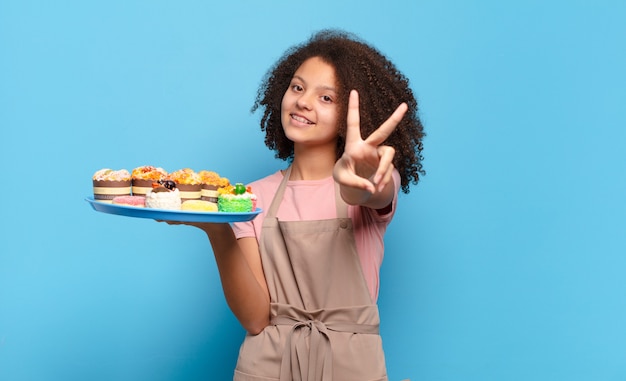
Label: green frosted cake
xmin=217 ymin=183 xmax=257 ymax=212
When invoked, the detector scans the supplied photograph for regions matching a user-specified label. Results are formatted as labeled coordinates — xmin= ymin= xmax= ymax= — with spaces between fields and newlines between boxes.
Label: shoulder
xmin=247 ymin=170 xmax=284 ymax=194
xmin=232 ymin=170 xmax=284 ymax=239
xmin=245 ymin=170 xmax=286 ymax=216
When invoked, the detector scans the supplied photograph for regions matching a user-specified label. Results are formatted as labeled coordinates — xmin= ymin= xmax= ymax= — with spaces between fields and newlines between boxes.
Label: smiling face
xmin=281 ymin=56 xmax=340 ymax=151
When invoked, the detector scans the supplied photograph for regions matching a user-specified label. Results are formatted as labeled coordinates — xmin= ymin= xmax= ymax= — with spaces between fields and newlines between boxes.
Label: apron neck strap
xmin=266 ymin=167 xmax=291 ymax=218
xmin=334 ymin=180 xmax=348 ymax=218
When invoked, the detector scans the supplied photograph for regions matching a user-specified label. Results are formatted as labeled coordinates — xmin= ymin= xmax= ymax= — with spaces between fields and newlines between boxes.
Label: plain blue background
xmin=1 ymin=1 xmax=625 ymax=380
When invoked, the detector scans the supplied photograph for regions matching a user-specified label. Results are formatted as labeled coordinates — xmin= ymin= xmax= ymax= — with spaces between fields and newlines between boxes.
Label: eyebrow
xmin=292 ymin=75 xmax=338 ymax=93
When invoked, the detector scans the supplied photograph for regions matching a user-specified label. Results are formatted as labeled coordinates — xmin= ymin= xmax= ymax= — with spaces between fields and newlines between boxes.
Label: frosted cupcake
xmin=92 ymin=169 xmax=131 ymax=203
xmin=131 ymin=166 xmax=168 ymax=196
xmin=145 ymin=181 xmax=181 ymax=210
xmin=198 ymin=170 xmax=230 ymax=203
xmin=168 ymin=168 xmax=202 ymax=202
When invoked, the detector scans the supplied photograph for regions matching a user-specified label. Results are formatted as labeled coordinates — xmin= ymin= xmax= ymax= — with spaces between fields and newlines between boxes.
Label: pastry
xmin=181 ymin=199 xmax=218 ymax=212
xmin=168 ymin=168 xmax=202 ymax=202
xmin=112 ymin=195 xmax=146 ymax=207
xmin=218 ymin=183 xmax=257 ymax=212
xmin=145 ymin=181 xmax=181 ymax=210
xmin=131 ymin=166 xmax=168 ymax=197
xmin=92 ymin=169 xmax=131 ymax=203
xmin=198 ymin=170 xmax=230 ymax=203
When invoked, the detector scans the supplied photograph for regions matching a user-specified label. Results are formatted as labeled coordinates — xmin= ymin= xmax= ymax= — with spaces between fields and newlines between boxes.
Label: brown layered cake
xmin=131 ymin=166 xmax=168 ymax=196
xmin=168 ymin=168 xmax=202 ymax=202
xmin=198 ymin=170 xmax=230 ymax=203
xmin=92 ymin=169 xmax=132 ymax=203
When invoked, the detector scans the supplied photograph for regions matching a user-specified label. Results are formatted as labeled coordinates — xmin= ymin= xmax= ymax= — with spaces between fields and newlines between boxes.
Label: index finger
xmin=346 ymin=90 xmax=362 ymax=143
xmin=364 ymin=102 xmax=408 ymax=146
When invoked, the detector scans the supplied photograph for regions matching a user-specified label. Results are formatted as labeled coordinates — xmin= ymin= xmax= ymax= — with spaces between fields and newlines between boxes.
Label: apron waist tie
xmin=272 ymin=315 xmax=379 ymax=381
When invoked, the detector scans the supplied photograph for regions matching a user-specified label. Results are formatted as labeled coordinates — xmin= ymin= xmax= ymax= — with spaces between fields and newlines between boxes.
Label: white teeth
xmin=292 ymin=114 xmax=312 ymax=124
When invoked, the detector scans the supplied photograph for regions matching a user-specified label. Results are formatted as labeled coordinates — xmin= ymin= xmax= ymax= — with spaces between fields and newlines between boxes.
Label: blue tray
xmin=86 ymin=197 xmax=261 ymax=223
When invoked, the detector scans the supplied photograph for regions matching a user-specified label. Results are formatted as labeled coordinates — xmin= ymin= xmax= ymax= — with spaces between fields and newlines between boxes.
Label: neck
xmin=289 ymin=144 xmax=337 ymax=180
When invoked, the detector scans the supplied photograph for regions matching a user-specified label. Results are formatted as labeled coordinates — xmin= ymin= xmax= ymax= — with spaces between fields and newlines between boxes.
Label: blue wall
xmin=1 ymin=1 xmax=625 ymax=380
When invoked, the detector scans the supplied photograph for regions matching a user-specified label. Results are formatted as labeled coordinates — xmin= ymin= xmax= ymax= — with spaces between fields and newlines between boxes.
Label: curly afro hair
xmin=252 ymin=29 xmax=425 ymax=193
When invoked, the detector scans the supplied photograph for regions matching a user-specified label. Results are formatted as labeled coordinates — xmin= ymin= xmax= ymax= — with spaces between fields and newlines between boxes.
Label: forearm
xmin=201 ymin=223 xmax=270 ymax=334
xmin=339 ymin=177 xmax=395 ymax=210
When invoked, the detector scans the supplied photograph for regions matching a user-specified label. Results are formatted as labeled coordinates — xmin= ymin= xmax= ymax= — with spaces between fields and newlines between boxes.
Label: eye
xmin=291 ymin=84 xmax=304 ymax=92
xmin=321 ymin=95 xmax=334 ymax=103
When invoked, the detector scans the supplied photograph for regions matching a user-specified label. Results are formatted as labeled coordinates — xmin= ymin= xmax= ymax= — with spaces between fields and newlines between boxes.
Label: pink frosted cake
xmin=112 ymin=195 xmax=146 ymax=207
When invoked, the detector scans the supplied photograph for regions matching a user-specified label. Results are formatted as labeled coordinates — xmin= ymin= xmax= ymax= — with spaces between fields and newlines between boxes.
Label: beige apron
xmin=234 ymin=167 xmax=388 ymax=381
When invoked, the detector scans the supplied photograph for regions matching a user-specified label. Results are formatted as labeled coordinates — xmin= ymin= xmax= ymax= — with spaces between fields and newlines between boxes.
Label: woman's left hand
xmin=333 ymin=89 xmax=407 ymax=195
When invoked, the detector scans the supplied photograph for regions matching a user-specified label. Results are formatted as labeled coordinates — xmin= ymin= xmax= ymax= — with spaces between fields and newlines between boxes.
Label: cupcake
xmin=92 ymin=169 xmax=132 ymax=203
xmin=168 ymin=168 xmax=202 ymax=202
xmin=131 ymin=166 xmax=168 ymax=196
xmin=218 ymin=183 xmax=257 ymax=212
xmin=145 ymin=181 xmax=181 ymax=210
xmin=198 ymin=170 xmax=230 ymax=203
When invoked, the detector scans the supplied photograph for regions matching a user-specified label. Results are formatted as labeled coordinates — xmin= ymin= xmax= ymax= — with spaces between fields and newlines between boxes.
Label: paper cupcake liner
xmin=93 ymin=180 xmax=132 ymax=203
xmin=201 ymin=185 xmax=218 ymax=203
xmin=177 ymin=183 xmax=202 ymax=202
xmin=131 ymin=179 xmax=155 ymax=196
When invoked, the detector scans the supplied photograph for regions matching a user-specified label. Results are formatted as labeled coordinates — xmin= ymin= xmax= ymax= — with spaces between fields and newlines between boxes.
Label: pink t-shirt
xmin=232 ymin=170 xmax=400 ymax=302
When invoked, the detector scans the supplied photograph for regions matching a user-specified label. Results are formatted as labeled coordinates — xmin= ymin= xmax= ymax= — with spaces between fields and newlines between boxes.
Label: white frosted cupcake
xmin=145 ymin=187 xmax=181 ymax=210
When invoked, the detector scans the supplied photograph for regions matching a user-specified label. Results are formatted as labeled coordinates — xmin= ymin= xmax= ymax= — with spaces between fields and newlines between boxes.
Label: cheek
xmin=323 ymin=108 xmax=340 ymax=127
xmin=280 ymin=98 xmax=289 ymax=122
xmin=279 ymin=95 xmax=288 ymax=116
xmin=281 ymin=88 xmax=294 ymax=108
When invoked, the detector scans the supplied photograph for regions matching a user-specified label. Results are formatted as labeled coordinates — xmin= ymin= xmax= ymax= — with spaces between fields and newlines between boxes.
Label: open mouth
xmin=291 ymin=114 xmax=314 ymax=125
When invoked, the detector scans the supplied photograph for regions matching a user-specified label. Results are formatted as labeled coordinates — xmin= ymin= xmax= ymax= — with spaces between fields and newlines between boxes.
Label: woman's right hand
xmin=333 ymin=89 xmax=406 ymax=208
xmin=157 ymin=220 xmax=228 ymax=234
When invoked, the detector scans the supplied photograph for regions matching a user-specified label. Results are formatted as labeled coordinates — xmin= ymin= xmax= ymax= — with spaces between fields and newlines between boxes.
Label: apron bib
xmin=234 ymin=167 xmax=388 ymax=381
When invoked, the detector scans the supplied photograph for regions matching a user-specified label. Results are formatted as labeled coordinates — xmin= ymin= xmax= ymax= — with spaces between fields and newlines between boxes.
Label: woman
xmin=179 ymin=29 xmax=425 ymax=381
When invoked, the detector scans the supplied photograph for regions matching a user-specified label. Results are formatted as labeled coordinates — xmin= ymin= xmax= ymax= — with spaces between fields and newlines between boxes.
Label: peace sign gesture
xmin=333 ymin=90 xmax=407 ymax=205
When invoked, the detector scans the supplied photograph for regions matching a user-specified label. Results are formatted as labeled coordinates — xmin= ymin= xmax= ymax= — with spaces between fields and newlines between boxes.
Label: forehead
xmin=293 ymin=57 xmax=338 ymax=89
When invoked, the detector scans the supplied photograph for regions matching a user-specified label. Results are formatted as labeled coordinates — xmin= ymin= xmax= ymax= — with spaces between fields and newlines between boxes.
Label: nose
xmin=296 ymin=92 xmax=313 ymax=110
